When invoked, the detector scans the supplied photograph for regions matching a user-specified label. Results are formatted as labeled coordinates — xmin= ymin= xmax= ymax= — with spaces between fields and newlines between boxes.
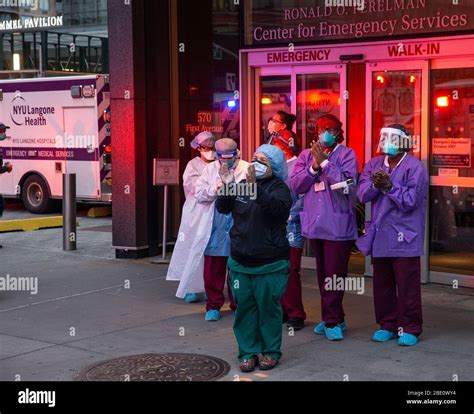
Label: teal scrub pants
xmin=228 ymin=258 xmax=290 ymax=362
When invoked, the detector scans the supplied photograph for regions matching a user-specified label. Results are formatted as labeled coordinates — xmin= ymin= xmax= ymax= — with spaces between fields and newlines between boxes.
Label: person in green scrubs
xmin=216 ymin=144 xmax=292 ymax=373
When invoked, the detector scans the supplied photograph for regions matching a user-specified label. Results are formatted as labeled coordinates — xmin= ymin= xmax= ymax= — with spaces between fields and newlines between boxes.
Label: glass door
xmin=254 ymin=64 xmax=347 ymax=269
xmin=259 ymin=74 xmax=292 ymax=146
xmin=254 ymin=64 xmax=347 ymax=155
xmin=295 ymin=69 xmax=345 ymax=151
xmin=366 ymin=61 xmax=430 ymax=281
xmin=429 ymin=60 xmax=474 ymax=287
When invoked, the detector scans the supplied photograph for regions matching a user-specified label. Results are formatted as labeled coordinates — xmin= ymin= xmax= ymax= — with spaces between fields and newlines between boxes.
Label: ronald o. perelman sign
xmin=245 ymin=0 xmax=474 ymax=45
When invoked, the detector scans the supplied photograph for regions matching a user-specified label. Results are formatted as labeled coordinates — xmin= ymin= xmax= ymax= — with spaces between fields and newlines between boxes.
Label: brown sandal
xmin=239 ymin=356 xmax=258 ymax=373
xmin=258 ymin=355 xmax=279 ymax=371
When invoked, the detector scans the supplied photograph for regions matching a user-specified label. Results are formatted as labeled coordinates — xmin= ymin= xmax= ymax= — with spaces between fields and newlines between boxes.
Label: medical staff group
xmin=167 ymin=113 xmax=428 ymax=373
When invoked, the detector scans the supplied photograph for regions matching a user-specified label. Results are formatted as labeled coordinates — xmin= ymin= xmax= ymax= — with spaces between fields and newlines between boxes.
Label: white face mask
xmin=268 ymin=120 xmax=277 ymax=135
xmin=201 ymin=150 xmax=216 ymax=162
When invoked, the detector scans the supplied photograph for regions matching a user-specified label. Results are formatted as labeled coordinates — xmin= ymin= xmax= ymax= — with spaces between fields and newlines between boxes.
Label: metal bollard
xmin=63 ymin=173 xmax=77 ymax=251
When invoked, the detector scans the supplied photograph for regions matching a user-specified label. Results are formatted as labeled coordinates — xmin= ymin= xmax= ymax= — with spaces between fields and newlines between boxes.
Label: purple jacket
xmin=290 ymin=146 xmax=359 ymax=241
xmin=356 ymin=154 xmax=428 ymax=258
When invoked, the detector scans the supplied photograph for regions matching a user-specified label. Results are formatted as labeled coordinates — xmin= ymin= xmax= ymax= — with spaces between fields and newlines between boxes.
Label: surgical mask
xmin=0 ymin=133 xmax=6 ymax=141
xmin=319 ymin=131 xmax=336 ymax=148
xmin=268 ymin=120 xmax=277 ymax=135
xmin=220 ymin=158 xmax=235 ymax=169
xmin=201 ymin=150 xmax=216 ymax=162
xmin=383 ymin=141 xmax=400 ymax=158
xmin=253 ymin=161 xmax=268 ymax=179
xmin=253 ymin=161 xmax=269 ymax=179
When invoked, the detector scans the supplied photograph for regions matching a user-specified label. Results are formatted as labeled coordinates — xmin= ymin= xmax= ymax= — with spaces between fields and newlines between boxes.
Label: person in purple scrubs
xmin=290 ymin=114 xmax=359 ymax=341
xmin=357 ymin=124 xmax=428 ymax=347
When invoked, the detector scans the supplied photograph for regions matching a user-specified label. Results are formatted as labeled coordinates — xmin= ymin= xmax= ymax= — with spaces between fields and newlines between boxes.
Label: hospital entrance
xmin=240 ymin=35 xmax=474 ymax=287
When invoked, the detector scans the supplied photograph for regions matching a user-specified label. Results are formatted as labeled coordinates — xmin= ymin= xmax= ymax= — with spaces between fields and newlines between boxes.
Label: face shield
xmin=216 ymin=149 xmax=238 ymax=168
xmin=378 ymin=127 xmax=412 ymax=157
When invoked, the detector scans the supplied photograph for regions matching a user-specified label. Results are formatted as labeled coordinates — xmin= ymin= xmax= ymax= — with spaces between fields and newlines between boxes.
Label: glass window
xmin=430 ymin=68 xmax=474 ymax=276
xmin=372 ymin=70 xmax=422 ymax=159
xmin=260 ymin=75 xmax=291 ymax=146
xmin=297 ymin=73 xmax=340 ymax=149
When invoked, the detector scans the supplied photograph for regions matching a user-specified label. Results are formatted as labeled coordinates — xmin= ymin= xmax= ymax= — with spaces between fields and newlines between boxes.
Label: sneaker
xmin=184 ymin=293 xmax=199 ymax=303
xmin=313 ymin=321 xmax=347 ymax=335
xmin=372 ymin=330 xmax=398 ymax=343
xmin=398 ymin=333 xmax=418 ymax=347
xmin=204 ymin=310 xmax=221 ymax=322
xmin=324 ymin=325 xmax=344 ymax=341
xmin=287 ymin=318 xmax=305 ymax=331
xmin=258 ymin=355 xmax=279 ymax=371
xmin=239 ymin=356 xmax=258 ymax=373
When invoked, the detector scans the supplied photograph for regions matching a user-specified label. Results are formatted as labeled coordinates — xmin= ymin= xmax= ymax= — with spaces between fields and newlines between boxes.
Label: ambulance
xmin=0 ymin=75 xmax=112 ymax=213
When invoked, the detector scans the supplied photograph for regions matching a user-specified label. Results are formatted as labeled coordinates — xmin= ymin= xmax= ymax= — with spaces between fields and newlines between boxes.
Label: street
xmin=1 ymin=208 xmax=473 ymax=382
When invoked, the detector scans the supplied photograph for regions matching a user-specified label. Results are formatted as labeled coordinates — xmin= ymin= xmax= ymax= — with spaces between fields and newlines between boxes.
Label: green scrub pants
xmin=228 ymin=257 xmax=290 ymax=362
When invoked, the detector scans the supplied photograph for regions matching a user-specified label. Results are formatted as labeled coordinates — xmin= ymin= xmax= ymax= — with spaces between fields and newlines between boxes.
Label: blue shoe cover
xmin=314 ymin=321 xmax=347 ymax=335
xmin=324 ymin=325 xmax=344 ymax=341
xmin=398 ymin=333 xmax=418 ymax=347
xmin=372 ymin=330 xmax=398 ymax=342
xmin=184 ymin=293 xmax=199 ymax=303
xmin=205 ymin=310 xmax=221 ymax=322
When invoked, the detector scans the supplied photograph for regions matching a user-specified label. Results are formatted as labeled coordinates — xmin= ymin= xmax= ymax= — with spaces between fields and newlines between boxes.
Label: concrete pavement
xmin=0 ymin=215 xmax=473 ymax=381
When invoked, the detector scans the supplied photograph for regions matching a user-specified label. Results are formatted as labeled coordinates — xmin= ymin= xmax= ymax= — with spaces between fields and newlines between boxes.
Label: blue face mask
xmin=0 ymin=133 xmax=7 ymax=141
xmin=253 ymin=161 xmax=269 ymax=179
xmin=319 ymin=131 xmax=336 ymax=148
xmin=383 ymin=141 xmax=400 ymax=158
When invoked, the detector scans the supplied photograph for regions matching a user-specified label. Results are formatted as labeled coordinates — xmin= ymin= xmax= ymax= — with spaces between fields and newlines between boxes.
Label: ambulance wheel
xmin=22 ymin=175 xmax=55 ymax=214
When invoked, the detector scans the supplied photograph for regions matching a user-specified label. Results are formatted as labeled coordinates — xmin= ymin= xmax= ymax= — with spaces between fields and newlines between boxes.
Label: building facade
xmin=1 ymin=0 xmax=473 ymax=288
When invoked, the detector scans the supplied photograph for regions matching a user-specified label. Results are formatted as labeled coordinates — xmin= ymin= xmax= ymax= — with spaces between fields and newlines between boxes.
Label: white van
xmin=0 ymin=75 xmax=112 ymax=213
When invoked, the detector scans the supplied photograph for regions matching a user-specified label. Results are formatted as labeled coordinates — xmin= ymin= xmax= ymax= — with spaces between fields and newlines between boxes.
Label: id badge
xmin=314 ymin=182 xmax=326 ymax=193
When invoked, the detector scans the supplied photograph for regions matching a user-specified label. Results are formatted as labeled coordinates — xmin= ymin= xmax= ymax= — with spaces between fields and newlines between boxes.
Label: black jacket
xmin=216 ymin=176 xmax=292 ymax=267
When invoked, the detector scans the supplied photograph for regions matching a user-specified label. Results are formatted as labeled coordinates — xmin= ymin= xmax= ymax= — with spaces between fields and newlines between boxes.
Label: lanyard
xmin=384 ymin=152 xmax=407 ymax=174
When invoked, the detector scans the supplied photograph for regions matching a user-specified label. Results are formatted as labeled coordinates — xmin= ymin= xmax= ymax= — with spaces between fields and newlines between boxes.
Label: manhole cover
xmin=77 ymin=353 xmax=231 ymax=382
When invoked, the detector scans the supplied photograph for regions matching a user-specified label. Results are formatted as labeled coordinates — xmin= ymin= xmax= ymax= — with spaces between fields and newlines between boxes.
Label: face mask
xmin=201 ymin=150 xmax=215 ymax=162
xmin=0 ymin=133 xmax=7 ymax=141
xmin=253 ymin=161 xmax=268 ymax=179
xmin=383 ymin=141 xmax=400 ymax=158
xmin=268 ymin=120 xmax=277 ymax=135
xmin=319 ymin=131 xmax=336 ymax=148
xmin=220 ymin=158 xmax=235 ymax=169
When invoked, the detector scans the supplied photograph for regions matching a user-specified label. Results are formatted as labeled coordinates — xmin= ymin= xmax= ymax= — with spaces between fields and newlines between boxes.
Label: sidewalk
xmin=0 ymin=217 xmax=473 ymax=381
